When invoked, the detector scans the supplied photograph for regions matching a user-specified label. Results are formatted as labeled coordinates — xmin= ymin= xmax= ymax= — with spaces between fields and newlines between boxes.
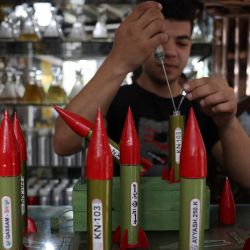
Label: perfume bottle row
xmin=0 ymin=66 xmax=69 ymax=104
xmin=0 ymin=3 xmax=117 ymax=42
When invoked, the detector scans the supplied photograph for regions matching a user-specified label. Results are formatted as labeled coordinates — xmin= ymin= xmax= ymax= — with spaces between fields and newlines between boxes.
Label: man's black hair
xmin=138 ymin=0 xmax=203 ymax=26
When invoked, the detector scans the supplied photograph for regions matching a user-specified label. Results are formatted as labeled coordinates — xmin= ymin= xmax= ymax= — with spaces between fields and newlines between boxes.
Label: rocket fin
xmin=137 ymin=227 xmax=149 ymax=248
xmin=113 ymin=225 xmax=121 ymax=243
xmin=118 ymin=228 xmax=149 ymax=249
xmin=161 ymin=167 xmax=169 ymax=180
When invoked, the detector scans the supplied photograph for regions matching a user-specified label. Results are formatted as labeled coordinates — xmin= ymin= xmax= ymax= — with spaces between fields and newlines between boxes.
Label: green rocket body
xmin=0 ymin=177 xmax=22 ymax=250
xmin=120 ymin=166 xmax=140 ymax=245
xmin=169 ymin=111 xmax=184 ymax=181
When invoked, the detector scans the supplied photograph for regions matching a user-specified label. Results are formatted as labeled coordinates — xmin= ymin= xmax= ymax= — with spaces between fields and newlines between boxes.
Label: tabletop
xmin=24 ymin=204 xmax=250 ymax=250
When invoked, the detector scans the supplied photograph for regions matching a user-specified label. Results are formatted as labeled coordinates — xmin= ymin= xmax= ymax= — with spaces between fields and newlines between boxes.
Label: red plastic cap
xmin=13 ymin=112 xmax=27 ymax=162
xmin=0 ymin=111 xmax=21 ymax=176
xmin=219 ymin=177 xmax=236 ymax=224
xmin=86 ymin=108 xmax=113 ymax=180
xmin=180 ymin=108 xmax=207 ymax=178
xmin=53 ymin=105 xmax=93 ymax=137
xmin=120 ymin=107 xmax=140 ymax=165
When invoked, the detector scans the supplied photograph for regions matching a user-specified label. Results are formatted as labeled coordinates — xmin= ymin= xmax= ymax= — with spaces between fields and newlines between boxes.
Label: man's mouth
xmin=164 ymin=63 xmax=178 ymax=69
xmin=156 ymin=61 xmax=178 ymax=69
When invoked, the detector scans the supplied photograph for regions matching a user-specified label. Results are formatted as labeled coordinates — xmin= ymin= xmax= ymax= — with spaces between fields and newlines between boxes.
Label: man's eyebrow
xmin=176 ymin=35 xmax=191 ymax=41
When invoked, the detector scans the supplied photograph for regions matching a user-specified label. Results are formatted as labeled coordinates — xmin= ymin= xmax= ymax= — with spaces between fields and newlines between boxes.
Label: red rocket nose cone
xmin=120 ymin=107 xmax=140 ymax=165
xmin=219 ymin=177 xmax=236 ymax=224
xmin=13 ymin=112 xmax=27 ymax=162
xmin=53 ymin=105 xmax=93 ymax=137
xmin=0 ymin=111 xmax=21 ymax=176
xmin=86 ymin=108 xmax=113 ymax=180
xmin=180 ymin=108 xmax=207 ymax=178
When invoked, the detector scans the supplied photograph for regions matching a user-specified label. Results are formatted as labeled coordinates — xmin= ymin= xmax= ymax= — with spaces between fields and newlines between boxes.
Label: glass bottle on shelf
xmin=69 ymin=8 xmax=87 ymax=41
xmin=0 ymin=10 xmax=15 ymax=40
xmin=14 ymin=70 xmax=25 ymax=99
xmin=46 ymin=67 xmax=67 ymax=104
xmin=93 ymin=6 xmax=108 ymax=39
xmin=17 ymin=4 xmax=41 ymax=42
xmin=35 ymin=69 xmax=46 ymax=100
xmin=0 ymin=67 xmax=18 ymax=103
xmin=69 ymin=68 xmax=85 ymax=99
xmin=0 ymin=70 xmax=5 ymax=96
xmin=42 ymin=6 xmax=64 ymax=40
xmin=21 ymin=68 xmax=44 ymax=103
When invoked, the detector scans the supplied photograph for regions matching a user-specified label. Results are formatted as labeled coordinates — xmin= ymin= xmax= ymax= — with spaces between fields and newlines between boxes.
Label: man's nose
xmin=163 ymin=38 xmax=177 ymax=57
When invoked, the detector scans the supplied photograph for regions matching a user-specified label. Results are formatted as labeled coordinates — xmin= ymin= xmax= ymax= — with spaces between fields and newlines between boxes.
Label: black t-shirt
xmin=107 ymin=82 xmax=219 ymax=176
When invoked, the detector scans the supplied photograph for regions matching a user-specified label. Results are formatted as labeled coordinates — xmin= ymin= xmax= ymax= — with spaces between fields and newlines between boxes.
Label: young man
xmin=54 ymin=1 xmax=250 ymax=189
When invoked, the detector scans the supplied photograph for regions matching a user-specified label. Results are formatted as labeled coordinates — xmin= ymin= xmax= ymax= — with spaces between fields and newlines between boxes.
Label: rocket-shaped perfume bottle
xmin=113 ymin=107 xmax=149 ymax=249
xmin=0 ymin=111 xmax=22 ymax=249
xmin=86 ymin=108 xmax=113 ymax=250
xmin=179 ymin=108 xmax=207 ymax=250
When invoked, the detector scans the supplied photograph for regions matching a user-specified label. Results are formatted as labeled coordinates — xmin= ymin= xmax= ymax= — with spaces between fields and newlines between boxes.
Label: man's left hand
xmin=183 ymin=76 xmax=237 ymax=129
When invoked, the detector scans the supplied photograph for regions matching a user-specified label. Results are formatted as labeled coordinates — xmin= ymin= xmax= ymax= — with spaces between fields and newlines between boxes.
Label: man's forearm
xmin=218 ymin=117 xmax=250 ymax=189
xmin=53 ymin=56 xmax=128 ymax=156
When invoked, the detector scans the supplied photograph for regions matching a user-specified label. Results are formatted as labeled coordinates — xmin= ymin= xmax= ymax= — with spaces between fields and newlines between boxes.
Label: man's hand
xmin=183 ymin=76 xmax=237 ymax=129
xmin=108 ymin=1 xmax=168 ymax=75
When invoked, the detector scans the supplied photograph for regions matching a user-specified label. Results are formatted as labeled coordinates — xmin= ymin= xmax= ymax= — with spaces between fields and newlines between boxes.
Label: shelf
xmin=0 ymin=101 xmax=66 ymax=107
xmin=0 ymin=40 xmax=212 ymax=59
xmin=0 ymin=40 xmax=113 ymax=59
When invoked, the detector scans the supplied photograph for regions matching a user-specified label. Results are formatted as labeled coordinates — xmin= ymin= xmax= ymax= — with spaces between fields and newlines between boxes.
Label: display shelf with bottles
xmin=0 ymin=1 xmax=214 ymax=59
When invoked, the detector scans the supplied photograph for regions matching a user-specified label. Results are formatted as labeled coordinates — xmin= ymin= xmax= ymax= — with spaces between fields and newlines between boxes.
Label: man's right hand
xmin=108 ymin=1 xmax=169 ymax=75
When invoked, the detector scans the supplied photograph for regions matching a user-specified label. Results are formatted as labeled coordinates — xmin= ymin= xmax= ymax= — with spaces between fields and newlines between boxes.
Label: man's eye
xmin=177 ymin=42 xmax=189 ymax=47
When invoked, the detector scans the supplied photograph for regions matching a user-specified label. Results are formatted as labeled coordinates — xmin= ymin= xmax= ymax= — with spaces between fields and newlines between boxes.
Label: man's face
xmin=143 ymin=19 xmax=192 ymax=85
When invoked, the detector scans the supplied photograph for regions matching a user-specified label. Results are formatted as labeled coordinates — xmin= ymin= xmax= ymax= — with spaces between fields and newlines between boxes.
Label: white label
xmin=92 ymin=199 xmax=103 ymax=250
xmin=190 ymin=199 xmax=200 ymax=249
xmin=109 ymin=144 xmax=120 ymax=160
xmin=175 ymin=128 xmax=182 ymax=164
xmin=131 ymin=182 xmax=138 ymax=226
xmin=2 ymin=196 xmax=13 ymax=249
xmin=21 ymin=176 xmax=25 ymax=215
